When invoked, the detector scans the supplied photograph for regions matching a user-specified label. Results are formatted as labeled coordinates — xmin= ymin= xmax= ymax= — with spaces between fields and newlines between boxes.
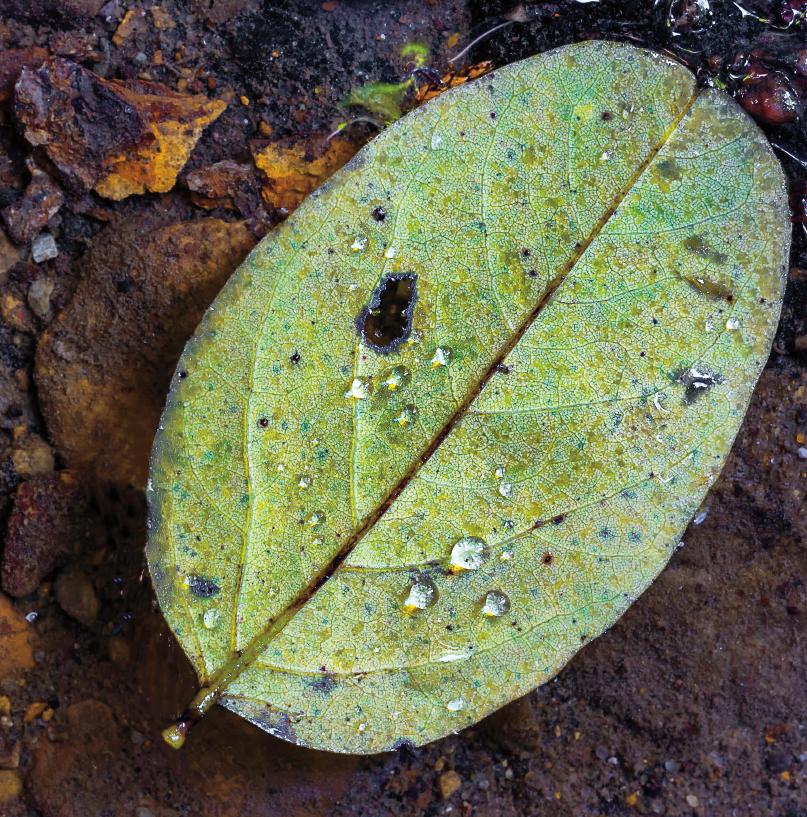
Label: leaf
xmin=147 ymin=40 xmax=791 ymax=754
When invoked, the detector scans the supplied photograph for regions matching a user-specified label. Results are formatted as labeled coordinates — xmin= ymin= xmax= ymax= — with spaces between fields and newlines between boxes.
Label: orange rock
xmin=15 ymin=58 xmax=226 ymax=201
xmin=0 ymin=591 xmax=36 ymax=679
xmin=251 ymin=129 xmax=370 ymax=215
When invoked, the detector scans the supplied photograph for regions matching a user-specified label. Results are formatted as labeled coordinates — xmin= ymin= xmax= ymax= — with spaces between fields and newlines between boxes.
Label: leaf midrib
xmin=181 ymin=84 xmax=703 ymax=724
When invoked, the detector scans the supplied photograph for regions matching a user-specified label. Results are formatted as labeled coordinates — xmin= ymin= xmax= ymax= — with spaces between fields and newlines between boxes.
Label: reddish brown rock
xmin=1 ymin=165 xmax=64 ymax=245
xmin=2 ymin=471 xmax=90 ymax=598
xmin=0 ymin=47 xmax=47 ymax=103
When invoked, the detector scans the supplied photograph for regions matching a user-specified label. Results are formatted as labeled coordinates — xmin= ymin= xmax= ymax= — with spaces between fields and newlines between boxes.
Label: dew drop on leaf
xmin=403 ymin=579 xmax=438 ymax=610
xmin=450 ymin=537 xmax=489 ymax=571
xmin=481 ymin=590 xmax=511 ymax=617
xmin=203 ymin=609 xmax=220 ymax=629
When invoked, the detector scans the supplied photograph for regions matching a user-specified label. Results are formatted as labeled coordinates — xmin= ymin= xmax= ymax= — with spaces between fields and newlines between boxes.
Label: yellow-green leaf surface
xmin=147 ymin=40 xmax=790 ymax=754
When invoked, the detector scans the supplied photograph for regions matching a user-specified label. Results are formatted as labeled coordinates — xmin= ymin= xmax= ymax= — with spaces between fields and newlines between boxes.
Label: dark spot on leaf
xmin=357 ymin=273 xmax=417 ymax=354
xmin=601 ymin=111 xmax=612 ymax=120
xmin=675 ymin=366 xmax=724 ymax=405
xmin=310 ymin=674 xmax=338 ymax=695
xmin=551 ymin=514 xmax=566 ymax=525
xmin=178 ymin=370 xmax=188 ymax=379
xmin=528 ymin=270 xmax=538 ymax=277
xmin=494 ymin=363 xmax=511 ymax=374
xmin=521 ymin=248 xmax=531 ymax=257
xmin=290 ymin=351 xmax=301 ymax=364
xmin=683 ymin=235 xmax=728 ymax=265
xmin=188 ymin=575 xmax=220 ymax=598
xmin=542 ymin=552 xmax=554 ymax=565
xmin=372 ymin=206 xmax=386 ymax=222
xmin=258 ymin=417 xmax=269 ymax=427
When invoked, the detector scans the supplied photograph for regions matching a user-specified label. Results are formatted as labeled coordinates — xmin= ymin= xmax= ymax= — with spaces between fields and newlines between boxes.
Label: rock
xmin=1 ymin=167 xmax=63 ymax=245
xmin=437 ymin=770 xmax=462 ymax=799
xmin=738 ymin=72 xmax=803 ymax=125
xmin=0 ymin=770 xmax=22 ymax=804
xmin=0 ymin=229 xmax=21 ymax=280
xmin=0 ymin=47 xmax=48 ymax=102
xmin=0 ymin=292 xmax=34 ymax=333
xmin=65 ymin=699 xmax=117 ymax=745
xmin=35 ymin=217 xmax=256 ymax=486
xmin=251 ymin=129 xmax=371 ymax=216
xmin=27 ymin=277 xmax=54 ymax=317
xmin=9 ymin=433 xmax=55 ymax=480
xmin=31 ymin=233 xmax=58 ymax=263
xmin=15 ymin=58 xmax=226 ymax=200
xmin=0 ymin=591 xmax=36 ymax=678
xmin=55 ymin=569 xmax=100 ymax=625
xmin=0 ymin=735 xmax=20 ymax=770
xmin=2 ymin=471 xmax=90 ymax=598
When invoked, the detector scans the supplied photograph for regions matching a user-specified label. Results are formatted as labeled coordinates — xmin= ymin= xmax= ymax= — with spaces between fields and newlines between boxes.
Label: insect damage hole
xmin=357 ymin=273 xmax=417 ymax=354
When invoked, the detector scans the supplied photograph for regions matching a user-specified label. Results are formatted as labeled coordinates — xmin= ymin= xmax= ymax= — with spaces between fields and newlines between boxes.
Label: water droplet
xmin=358 ymin=722 xmax=367 ymax=731
xmin=499 ymin=482 xmax=513 ymax=499
xmin=380 ymin=365 xmax=411 ymax=391
xmin=268 ymin=587 xmax=278 ymax=597
xmin=500 ymin=548 xmax=514 ymax=561
xmin=494 ymin=466 xmax=505 ymax=478
xmin=312 ymin=536 xmax=324 ymax=546
xmin=430 ymin=132 xmax=444 ymax=149
xmin=705 ymin=320 xmax=714 ymax=333
xmin=277 ymin=463 xmax=286 ymax=472
xmin=345 ymin=377 xmax=372 ymax=399
xmin=600 ymin=149 xmax=613 ymax=161
xmin=297 ymin=474 xmax=312 ymax=489
xmin=481 ymin=590 xmax=510 ymax=617
xmin=725 ymin=317 xmax=740 ymax=330
xmin=203 ymin=609 xmax=220 ymax=629
xmin=430 ymin=346 xmax=452 ymax=367
xmin=392 ymin=404 xmax=419 ymax=426
xmin=403 ymin=579 xmax=438 ymax=609
xmin=351 ymin=236 xmax=367 ymax=252
xmin=446 ymin=698 xmax=465 ymax=711
xmin=439 ymin=651 xmax=472 ymax=662
xmin=450 ymin=536 xmax=489 ymax=571
xmin=306 ymin=511 xmax=326 ymax=527
xmin=385 ymin=246 xmax=396 ymax=259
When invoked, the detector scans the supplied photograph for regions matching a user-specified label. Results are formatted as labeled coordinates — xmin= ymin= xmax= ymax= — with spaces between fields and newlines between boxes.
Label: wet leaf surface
xmin=148 ymin=41 xmax=790 ymax=753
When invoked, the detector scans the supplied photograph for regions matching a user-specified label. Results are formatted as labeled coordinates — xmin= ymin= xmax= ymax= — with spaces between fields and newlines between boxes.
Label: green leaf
xmin=147 ymin=40 xmax=790 ymax=754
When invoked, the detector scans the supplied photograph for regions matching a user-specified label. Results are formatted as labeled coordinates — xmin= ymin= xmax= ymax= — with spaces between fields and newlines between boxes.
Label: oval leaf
xmin=147 ymin=40 xmax=790 ymax=753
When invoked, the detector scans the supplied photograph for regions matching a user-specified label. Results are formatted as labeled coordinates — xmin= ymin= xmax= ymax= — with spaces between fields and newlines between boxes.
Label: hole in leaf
xmin=357 ymin=273 xmax=417 ymax=354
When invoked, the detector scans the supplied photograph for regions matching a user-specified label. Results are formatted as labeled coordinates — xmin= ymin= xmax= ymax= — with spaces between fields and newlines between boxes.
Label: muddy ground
xmin=0 ymin=0 xmax=805 ymax=815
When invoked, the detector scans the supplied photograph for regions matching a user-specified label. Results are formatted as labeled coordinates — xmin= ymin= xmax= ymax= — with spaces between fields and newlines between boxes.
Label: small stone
xmin=55 ymin=568 xmax=101 ymax=625
xmin=0 ymin=293 xmax=34 ymax=333
xmin=65 ymin=699 xmax=116 ymax=745
xmin=1 ymin=170 xmax=63 ymax=245
xmin=0 ymin=735 xmax=20 ymax=769
xmin=2 ymin=471 xmax=89 ymax=598
xmin=685 ymin=794 xmax=699 ymax=807
xmin=27 ymin=277 xmax=54 ymax=317
xmin=108 ymin=635 xmax=130 ymax=665
xmin=0 ymin=770 xmax=22 ymax=804
xmin=31 ymin=233 xmax=58 ymax=263
xmin=437 ymin=770 xmax=462 ymax=799
xmin=130 ymin=729 xmax=144 ymax=745
xmin=9 ymin=433 xmax=55 ymax=480
xmin=797 ymin=447 xmax=807 ymax=460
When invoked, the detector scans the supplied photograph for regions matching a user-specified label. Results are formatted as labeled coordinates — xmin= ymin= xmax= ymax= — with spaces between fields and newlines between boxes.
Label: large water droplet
xmin=203 ymin=609 xmax=220 ymax=629
xmin=393 ymin=404 xmax=419 ymax=426
xmin=450 ymin=536 xmax=489 ymax=570
xmin=431 ymin=346 xmax=452 ymax=367
xmin=599 ymin=149 xmax=613 ymax=161
xmin=500 ymin=548 xmax=514 ymax=561
xmin=430 ymin=132 xmax=444 ymax=149
xmin=446 ymin=698 xmax=465 ymax=711
xmin=380 ymin=365 xmax=411 ymax=391
xmin=345 ymin=377 xmax=372 ymax=399
xmin=404 ymin=579 xmax=438 ymax=609
xmin=306 ymin=511 xmax=326 ymax=527
xmin=297 ymin=474 xmax=312 ymax=489
xmin=725 ymin=317 xmax=740 ymax=330
xmin=384 ymin=246 xmax=396 ymax=259
xmin=351 ymin=236 xmax=367 ymax=252
xmin=498 ymin=482 xmax=513 ymax=499
xmin=481 ymin=590 xmax=510 ymax=617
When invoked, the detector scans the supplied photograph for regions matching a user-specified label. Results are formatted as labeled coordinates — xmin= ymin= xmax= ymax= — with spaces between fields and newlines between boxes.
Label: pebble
xmin=437 ymin=770 xmax=462 ymax=799
xmin=797 ymin=447 xmax=807 ymax=459
xmin=0 ymin=770 xmax=22 ymax=804
xmin=27 ymin=277 xmax=54 ymax=317
xmin=9 ymin=433 xmax=55 ymax=480
xmin=685 ymin=794 xmax=700 ymax=807
xmin=31 ymin=233 xmax=58 ymax=263
xmin=55 ymin=568 xmax=101 ymax=625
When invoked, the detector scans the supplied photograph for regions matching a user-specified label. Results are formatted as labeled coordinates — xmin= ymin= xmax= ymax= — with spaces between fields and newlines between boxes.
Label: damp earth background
xmin=0 ymin=1 xmax=805 ymax=816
